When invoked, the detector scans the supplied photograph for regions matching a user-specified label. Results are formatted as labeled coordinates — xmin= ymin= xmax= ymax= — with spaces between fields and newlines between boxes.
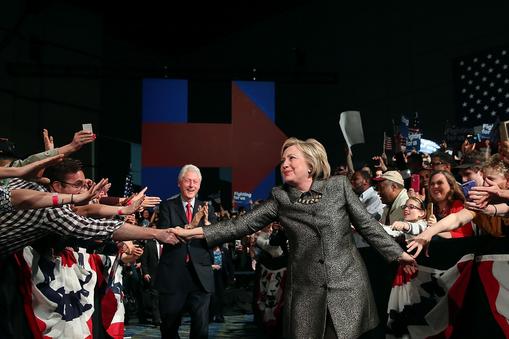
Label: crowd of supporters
xmin=2 ymin=123 xmax=509 ymax=339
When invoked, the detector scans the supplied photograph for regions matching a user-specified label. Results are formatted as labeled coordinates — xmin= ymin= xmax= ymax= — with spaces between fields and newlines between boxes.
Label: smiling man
xmin=156 ymin=164 xmax=216 ymax=339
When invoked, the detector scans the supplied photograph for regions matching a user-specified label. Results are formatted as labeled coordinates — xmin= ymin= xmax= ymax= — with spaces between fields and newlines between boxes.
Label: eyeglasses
xmin=400 ymin=204 xmax=422 ymax=211
xmin=59 ymin=181 xmax=88 ymax=189
xmin=431 ymin=161 xmax=445 ymax=166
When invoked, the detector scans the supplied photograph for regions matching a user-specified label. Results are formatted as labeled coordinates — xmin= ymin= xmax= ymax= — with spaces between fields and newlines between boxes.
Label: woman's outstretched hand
xmin=398 ymin=251 xmax=418 ymax=275
xmin=406 ymin=230 xmax=433 ymax=258
xmin=171 ymin=226 xmax=190 ymax=240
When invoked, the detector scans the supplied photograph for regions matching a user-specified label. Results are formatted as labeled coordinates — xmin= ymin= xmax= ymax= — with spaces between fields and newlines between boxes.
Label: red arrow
xmin=142 ymin=82 xmax=287 ymax=192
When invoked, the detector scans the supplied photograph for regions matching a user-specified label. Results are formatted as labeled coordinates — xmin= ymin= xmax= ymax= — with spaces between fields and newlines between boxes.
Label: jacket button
xmin=311 ymin=211 xmax=316 ymax=216
xmin=318 ymin=259 xmax=324 ymax=264
xmin=321 ymin=283 xmax=327 ymax=289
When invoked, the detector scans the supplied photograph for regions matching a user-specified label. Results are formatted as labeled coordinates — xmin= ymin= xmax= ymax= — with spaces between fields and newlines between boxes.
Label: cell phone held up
xmin=462 ymin=180 xmax=476 ymax=201
xmin=466 ymin=134 xmax=481 ymax=145
xmin=411 ymin=174 xmax=420 ymax=193
xmin=427 ymin=202 xmax=434 ymax=218
xmin=82 ymin=123 xmax=93 ymax=133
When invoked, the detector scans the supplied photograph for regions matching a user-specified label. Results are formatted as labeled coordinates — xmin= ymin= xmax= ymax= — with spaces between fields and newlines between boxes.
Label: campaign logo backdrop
xmin=141 ymin=79 xmax=286 ymax=201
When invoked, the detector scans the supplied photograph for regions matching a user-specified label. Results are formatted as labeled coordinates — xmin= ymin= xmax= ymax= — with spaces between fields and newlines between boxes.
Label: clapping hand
xmin=187 ymin=204 xmax=208 ymax=229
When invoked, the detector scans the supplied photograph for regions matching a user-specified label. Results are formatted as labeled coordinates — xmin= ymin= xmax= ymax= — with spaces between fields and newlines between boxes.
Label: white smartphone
xmin=82 ymin=123 xmax=93 ymax=133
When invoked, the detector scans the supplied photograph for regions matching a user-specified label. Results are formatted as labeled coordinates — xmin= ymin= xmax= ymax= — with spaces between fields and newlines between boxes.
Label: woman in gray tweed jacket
xmin=173 ymin=137 xmax=417 ymax=339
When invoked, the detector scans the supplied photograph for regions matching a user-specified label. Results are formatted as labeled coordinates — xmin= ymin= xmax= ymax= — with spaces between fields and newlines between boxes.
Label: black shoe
xmin=138 ymin=319 xmax=150 ymax=325
xmin=213 ymin=315 xmax=225 ymax=323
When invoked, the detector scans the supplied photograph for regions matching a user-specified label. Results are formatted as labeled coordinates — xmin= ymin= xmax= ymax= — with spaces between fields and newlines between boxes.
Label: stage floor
xmin=124 ymin=314 xmax=266 ymax=338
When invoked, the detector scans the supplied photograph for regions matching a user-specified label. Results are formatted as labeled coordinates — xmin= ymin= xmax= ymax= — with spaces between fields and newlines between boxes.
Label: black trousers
xmin=210 ymin=269 xmax=225 ymax=318
xmin=159 ymin=264 xmax=211 ymax=339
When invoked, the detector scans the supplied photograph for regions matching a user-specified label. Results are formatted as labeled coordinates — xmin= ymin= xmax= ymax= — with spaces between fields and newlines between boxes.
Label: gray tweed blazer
xmin=204 ymin=175 xmax=403 ymax=339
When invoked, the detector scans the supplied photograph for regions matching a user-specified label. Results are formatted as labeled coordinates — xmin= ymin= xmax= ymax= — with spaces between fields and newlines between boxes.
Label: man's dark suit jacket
xmin=140 ymin=239 xmax=160 ymax=286
xmin=155 ymin=196 xmax=216 ymax=294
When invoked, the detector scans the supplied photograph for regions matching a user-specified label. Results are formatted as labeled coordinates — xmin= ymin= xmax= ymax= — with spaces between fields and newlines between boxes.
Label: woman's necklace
xmin=297 ymin=192 xmax=323 ymax=204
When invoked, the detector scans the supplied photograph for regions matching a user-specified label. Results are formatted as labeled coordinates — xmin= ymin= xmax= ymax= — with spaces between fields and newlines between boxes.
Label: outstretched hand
xmin=73 ymin=178 xmax=110 ymax=205
xmin=70 ymin=130 xmax=95 ymax=152
xmin=142 ymin=195 xmax=161 ymax=208
xmin=398 ymin=252 xmax=418 ymax=275
xmin=170 ymin=226 xmax=194 ymax=241
xmin=469 ymin=179 xmax=504 ymax=208
xmin=406 ymin=231 xmax=433 ymax=258
xmin=42 ymin=129 xmax=55 ymax=150
xmin=156 ymin=229 xmax=180 ymax=245
xmin=122 ymin=187 xmax=146 ymax=214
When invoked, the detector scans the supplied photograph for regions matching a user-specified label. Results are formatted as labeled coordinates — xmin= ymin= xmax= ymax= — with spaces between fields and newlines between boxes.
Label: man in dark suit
xmin=140 ymin=226 xmax=162 ymax=326
xmin=156 ymin=164 xmax=216 ymax=339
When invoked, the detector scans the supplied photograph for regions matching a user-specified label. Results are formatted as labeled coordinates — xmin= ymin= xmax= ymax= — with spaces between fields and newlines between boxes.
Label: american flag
xmin=123 ymin=173 xmax=133 ymax=198
xmin=384 ymin=135 xmax=393 ymax=151
xmin=454 ymin=46 xmax=509 ymax=126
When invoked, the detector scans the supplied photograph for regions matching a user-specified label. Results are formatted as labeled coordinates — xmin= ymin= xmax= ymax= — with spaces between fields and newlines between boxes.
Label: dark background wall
xmin=2 ymin=1 xmax=509 ymax=197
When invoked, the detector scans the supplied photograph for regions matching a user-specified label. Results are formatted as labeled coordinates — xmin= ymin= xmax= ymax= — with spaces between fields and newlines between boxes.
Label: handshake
xmin=154 ymin=204 xmax=208 ymax=245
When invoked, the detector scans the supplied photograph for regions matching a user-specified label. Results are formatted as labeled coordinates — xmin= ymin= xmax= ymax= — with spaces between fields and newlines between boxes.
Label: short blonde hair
xmin=483 ymin=154 xmax=509 ymax=175
xmin=281 ymin=137 xmax=331 ymax=180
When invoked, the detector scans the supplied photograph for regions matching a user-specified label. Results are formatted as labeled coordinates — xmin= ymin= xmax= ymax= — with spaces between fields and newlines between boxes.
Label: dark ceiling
xmin=99 ymin=2 xmax=307 ymax=56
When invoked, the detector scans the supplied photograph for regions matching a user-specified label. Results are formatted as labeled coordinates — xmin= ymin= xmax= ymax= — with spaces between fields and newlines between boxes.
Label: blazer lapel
xmin=192 ymin=199 xmax=202 ymax=217
xmin=172 ymin=198 xmax=188 ymax=226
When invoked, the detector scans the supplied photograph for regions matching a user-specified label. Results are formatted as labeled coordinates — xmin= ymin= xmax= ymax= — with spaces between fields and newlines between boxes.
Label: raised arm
xmin=342 ymin=175 xmax=403 ymax=261
xmin=406 ymin=208 xmax=475 ymax=257
xmin=112 ymin=223 xmax=179 ymax=245
xmin=55 ymin=130 xmax=96 ymax=157
xmin=342 ymin=176 xmax=416 ymax=267
xmin=74 ymin=187 xmax=145 ymax=217
xmin=0 ymin=154 xmax=64 ymax=181
xmin=173 ymin=198 xmax=278 ymax=247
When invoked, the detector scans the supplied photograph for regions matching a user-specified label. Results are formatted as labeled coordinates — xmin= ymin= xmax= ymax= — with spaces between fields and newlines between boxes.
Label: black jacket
xmin=155 ymin=196 xmax=216 ymax=293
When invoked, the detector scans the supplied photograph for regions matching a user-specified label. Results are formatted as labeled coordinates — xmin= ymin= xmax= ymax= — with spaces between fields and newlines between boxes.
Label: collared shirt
xmin=0 ymin=186 xmax=13 ymax=213
xmin=358 ymin=186 xmax=384 ymax=221
xmin=379 ymin=189 xmax=409 ymax=238
xmin=0 ymin=178 xmax=124 ymax=256
xmin=181 ymin=197 xmax=195 ymax=211
xmin=380 ymin=189 xmax=409 ymax=226
xmin=353 ymin=186 xmax=385 ymax=248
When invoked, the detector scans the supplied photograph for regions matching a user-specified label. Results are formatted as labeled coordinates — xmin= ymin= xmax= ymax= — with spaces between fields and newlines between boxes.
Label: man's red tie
xmin=185 ymin=203 xmax=192 ymax=263
xmin=186 ymin=203 xmax=193 ymax=224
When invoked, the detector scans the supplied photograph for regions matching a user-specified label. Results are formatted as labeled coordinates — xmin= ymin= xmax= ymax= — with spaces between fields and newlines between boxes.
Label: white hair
xmin=178 ymin=164 xmax=202 ymax=182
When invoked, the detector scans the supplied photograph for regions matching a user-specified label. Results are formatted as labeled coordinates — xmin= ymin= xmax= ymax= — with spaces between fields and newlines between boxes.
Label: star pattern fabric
xmin=455 ymin=46 xmax=509 ymax=126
